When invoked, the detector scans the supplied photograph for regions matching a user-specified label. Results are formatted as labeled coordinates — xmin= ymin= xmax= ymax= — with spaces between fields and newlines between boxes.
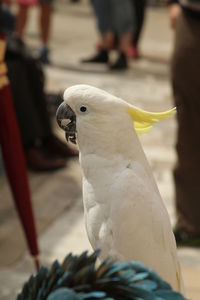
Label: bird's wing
xmin=102 ymin=162 xmax=181 ymax=291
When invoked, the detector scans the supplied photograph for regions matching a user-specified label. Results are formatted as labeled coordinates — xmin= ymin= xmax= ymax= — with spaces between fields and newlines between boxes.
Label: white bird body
xmin=80 ymin=138 xmax=179 ymax=292
xmin=58 ymin=84 xmax=184 ymax=294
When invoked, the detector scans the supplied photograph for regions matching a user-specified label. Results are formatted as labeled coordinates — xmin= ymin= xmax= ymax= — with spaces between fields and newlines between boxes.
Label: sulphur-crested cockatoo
xmin=56 ymin=84 xmax=184 ymax=294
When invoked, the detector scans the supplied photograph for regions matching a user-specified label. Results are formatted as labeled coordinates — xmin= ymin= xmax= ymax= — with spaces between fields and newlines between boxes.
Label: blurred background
xmin=0 ymin=0 xmax=200 ymax=299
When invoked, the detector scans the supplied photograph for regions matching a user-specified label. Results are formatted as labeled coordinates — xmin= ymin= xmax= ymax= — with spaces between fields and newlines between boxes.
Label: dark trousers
xmin=6 ymin=55 xmax=52 ymax=147
xmin=172 ymin=12 xmax=200 ymax=235
xmin=131 ymin=0 xmax=146 ymax=46
xmin=91 ymin=0 xmax=134 ymax=35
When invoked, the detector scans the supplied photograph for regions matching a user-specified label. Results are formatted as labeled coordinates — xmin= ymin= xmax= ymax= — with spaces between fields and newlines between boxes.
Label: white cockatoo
xmin=56 ymin=84 xmax=184 ymax=294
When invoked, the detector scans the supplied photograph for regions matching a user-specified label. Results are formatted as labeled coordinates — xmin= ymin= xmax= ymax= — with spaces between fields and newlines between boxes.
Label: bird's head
xmin=56 ymin=84 xmax=130 ymax=146
xmin=56 ymin=84 xmax=176 ymax=151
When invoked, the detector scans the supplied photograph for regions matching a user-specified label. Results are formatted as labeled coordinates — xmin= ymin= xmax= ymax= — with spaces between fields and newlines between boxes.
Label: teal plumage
xmin=17 ymin=250 xmax=185 ymax=300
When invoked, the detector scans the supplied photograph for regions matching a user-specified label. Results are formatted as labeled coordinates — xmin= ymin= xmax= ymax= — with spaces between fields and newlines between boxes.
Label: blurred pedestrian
xmin=128 ymin=0 xmax=147 ymax=59
xmin=169 ymin=0 xmax=200 ymax=246
xmin=6 ymin=35 xmax=78 ymax=171
xmin=82 ymin=0 xmax=134 ymax=70
xmin=15 ymin=0 xmax=52 ymax=63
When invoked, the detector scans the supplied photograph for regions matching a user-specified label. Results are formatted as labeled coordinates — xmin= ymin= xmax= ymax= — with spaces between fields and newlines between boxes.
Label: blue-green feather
xmin=17 ymin=250 xmax=186 ymax=300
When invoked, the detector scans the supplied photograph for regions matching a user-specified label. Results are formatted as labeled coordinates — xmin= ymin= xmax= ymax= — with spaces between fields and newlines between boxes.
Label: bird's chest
xmin=80 ymin=155 xmax=158 ymax=250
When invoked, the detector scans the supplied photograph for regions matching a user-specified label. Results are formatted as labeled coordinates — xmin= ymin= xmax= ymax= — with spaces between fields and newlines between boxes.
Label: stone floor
xmin=0 ymin=1 xmax=200 ymax=299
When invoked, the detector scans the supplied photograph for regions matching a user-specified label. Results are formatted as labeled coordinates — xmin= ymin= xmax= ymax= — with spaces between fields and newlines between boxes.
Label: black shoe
xmin=174 ymin=228 xmax=200 ymax=248
xmin=25 ymin=147 xmax=66 ymax=172
xmin=81 ymin=50 xmax=108 ymax=64
xmin=44 ymin=135 xmax=79 ymax=158
xmin=109 ymin=52 xmax=128 ymax=70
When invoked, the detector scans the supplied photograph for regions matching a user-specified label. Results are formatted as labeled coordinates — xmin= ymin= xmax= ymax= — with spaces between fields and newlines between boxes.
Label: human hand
xmin=168 ymin=4 xmax=181 ymax=29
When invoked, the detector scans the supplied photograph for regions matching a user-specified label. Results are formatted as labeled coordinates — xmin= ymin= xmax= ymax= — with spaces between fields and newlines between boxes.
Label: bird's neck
xmin=77 ymin=120 xmax=151 ymax=172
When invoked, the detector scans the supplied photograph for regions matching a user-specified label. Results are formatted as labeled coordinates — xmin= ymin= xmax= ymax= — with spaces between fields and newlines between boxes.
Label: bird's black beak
xmin=56 ymin=102 xmax=77 ymax=144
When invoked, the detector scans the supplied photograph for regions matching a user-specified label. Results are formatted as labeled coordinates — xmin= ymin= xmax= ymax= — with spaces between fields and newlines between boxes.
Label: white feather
xmin=63 ymin=84 xmax=185 ymax=294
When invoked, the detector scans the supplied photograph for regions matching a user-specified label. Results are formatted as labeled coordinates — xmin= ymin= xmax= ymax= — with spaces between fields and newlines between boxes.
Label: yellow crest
xmin=127 ymin=106 xmax=176 ymax=134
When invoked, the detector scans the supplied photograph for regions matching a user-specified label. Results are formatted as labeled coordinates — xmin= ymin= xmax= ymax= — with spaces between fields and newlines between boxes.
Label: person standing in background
xmin=82 ymin=0 xmax=134 ymax=70
xmin=168 ymin=0 xmax=200 ymax=246
xmin=16 ymin=0 xmax=52 ymax=63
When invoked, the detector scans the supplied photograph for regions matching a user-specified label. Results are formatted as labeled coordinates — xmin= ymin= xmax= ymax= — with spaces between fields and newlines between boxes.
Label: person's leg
xmin=111 ymin=0 xmax=133 ymax=51
xmin=38 ymin=1 xmax=52 ymax=63
xmin=15 ymin=4 xmax=29 ymax=38
xmin=91 ymin=0 xmax=112 ymax=41
xmin=82 ymin=0 xmax=112 ymax=63
xmin=40 ymin=2 xmax=51 ymax=46
xmin=128 ymin=0 xmax=146 ymax=58
xmin=118 ymin=32 xmax=133 ymax=54
xmin=110 ymin=0 xmax=134 ymax=69
xmin=172 ymin=12 xmax=200 ymax=242
xmin=132 ymin=0 xmax=146 ymax=47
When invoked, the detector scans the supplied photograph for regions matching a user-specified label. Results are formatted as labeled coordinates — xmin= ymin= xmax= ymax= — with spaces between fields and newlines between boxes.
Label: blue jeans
xmin=91 ymin=0 xmax=134 ymax=35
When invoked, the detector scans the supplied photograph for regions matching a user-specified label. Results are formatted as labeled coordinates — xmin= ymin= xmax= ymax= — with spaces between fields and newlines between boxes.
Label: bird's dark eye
xmin=79 ymin=105 xmax=88 ymax=113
